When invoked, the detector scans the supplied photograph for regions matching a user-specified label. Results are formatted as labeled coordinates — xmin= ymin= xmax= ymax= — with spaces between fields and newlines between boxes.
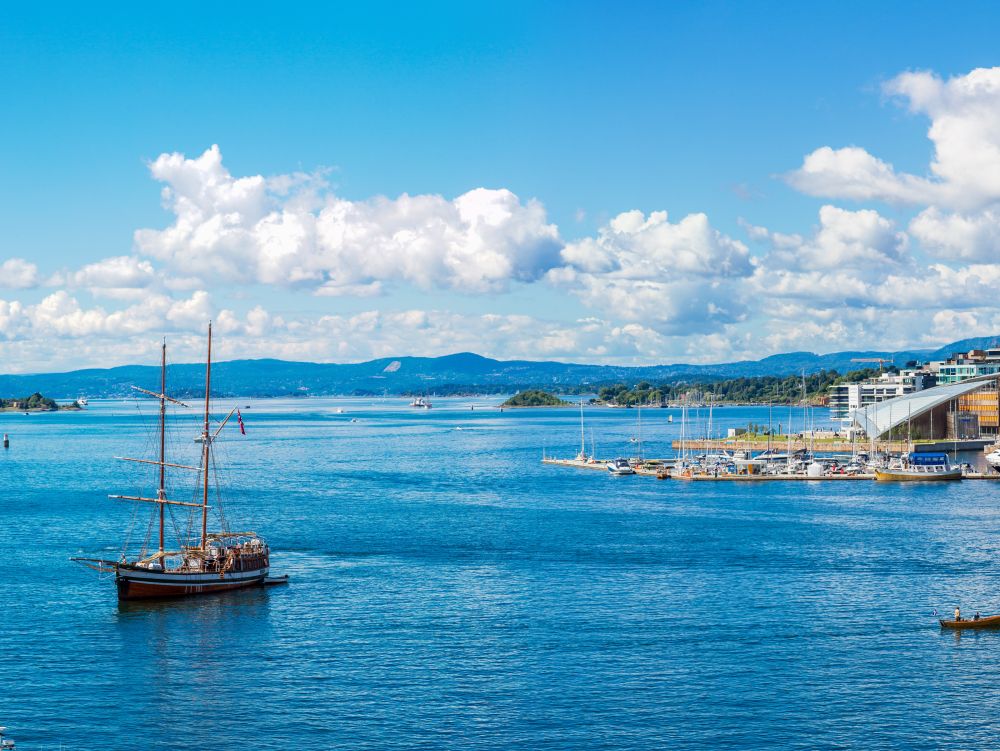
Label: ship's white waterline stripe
xmin=119 ymin=567 xmax=269 ymax=584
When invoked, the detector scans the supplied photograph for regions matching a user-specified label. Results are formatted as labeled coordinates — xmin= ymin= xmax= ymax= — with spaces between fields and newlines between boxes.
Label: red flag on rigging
xmin=237 ymin=409 xmax=246 ymax=435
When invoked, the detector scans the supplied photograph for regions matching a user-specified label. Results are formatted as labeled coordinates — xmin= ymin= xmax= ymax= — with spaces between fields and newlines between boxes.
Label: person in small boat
xmin=955 ymin=607 xmax=961 ymax=621
xmin=975 ymin=612 xmax=981 ymax=621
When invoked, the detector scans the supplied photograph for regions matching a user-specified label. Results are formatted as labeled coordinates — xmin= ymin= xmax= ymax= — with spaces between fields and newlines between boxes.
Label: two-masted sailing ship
xmin=74 ymin=324 xmax=271 ymax=600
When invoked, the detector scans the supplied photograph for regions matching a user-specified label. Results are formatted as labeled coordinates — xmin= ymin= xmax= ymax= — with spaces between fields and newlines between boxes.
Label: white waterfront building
xmin=828 ymin=369 xmax=936 ymax=424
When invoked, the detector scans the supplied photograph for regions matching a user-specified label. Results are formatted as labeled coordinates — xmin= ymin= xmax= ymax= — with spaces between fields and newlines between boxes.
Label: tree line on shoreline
xmin=595 ymin=367 xmax=887 ymax=407
xmin=0 ymin=393 xmax=80 ymax=411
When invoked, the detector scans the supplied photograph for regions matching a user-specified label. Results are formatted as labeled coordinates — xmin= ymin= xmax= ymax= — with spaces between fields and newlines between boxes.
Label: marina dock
xmin=542 ymin=458 xmax=1000 ymax=481
xmin=542 ymin=458 xmax=668 ymax=476
xmin=673 ymin=439 xmax=911 ymax=453
xmin=672 ymin=438 xmax=993 ymax=453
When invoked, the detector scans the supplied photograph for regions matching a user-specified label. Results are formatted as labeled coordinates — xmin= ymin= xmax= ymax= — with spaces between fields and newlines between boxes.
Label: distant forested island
xmin=501 ymin=390 xmax=571 ymax=407
xmin=0 ymin=393 xmax=81 ymax=412
xmin=597 ymin=367 xmax=886 ymax=407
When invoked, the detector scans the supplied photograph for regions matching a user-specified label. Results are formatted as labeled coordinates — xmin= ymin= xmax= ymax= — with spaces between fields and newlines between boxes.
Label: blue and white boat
xmin=606 ymin=458 xmax=636 ymax=475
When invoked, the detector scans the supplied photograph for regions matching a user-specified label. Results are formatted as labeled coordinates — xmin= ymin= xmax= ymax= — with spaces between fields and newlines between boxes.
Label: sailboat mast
xmin=680 ymin=399 xmax=686 ymax=462
xmin=158 ymin=339 xmax=167 ymax=558
xmin=708 ymin=393 xmax=713 ymax=442
xmin=200 ymin=322 xmax=212 ymax=550
xmin=579 ymin=398 xmax=585 ymax=457
xmin=787 ymin=401 xmax=793 ymax=475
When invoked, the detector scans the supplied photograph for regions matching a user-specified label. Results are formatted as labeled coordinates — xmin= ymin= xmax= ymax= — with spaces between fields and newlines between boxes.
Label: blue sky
xmin=4 ymin=2 xmax=1000 ymax=371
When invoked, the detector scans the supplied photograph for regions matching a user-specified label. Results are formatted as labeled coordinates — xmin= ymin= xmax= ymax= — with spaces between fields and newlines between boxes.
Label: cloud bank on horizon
xmin=6 ymin=66 xmax=1000 ymax=372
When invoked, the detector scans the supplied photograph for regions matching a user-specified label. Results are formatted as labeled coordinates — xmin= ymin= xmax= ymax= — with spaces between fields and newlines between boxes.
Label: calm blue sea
xmin=2 ymin=398 xmax=1000 ymax=750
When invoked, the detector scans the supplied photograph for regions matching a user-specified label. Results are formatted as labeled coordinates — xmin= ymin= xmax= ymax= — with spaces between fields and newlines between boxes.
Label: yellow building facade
xmin=958 ymin=382 xmax=1000 ymax=434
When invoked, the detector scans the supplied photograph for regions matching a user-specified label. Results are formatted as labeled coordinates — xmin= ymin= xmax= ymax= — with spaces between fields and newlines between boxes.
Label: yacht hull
xmin=116 ymin=566 xmax=269 ymax=600
xmin=874 ymin=469 xmax=962 ymax=482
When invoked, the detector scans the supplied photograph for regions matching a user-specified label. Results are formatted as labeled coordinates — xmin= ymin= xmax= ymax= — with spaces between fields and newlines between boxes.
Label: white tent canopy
xmin=850 ymin=376 xmax=994 ymax=438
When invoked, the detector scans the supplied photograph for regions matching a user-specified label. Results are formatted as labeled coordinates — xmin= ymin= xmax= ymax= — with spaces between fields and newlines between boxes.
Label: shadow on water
xmin=115 ymin=585 xmax=273 ymax=621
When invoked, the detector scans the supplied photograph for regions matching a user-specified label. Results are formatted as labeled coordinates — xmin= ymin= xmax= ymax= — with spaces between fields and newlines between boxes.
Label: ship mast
xmin=200 ymin=322 xmax=212 ymax=550
xmin=158 ymin=339 xmax=167 ymax=563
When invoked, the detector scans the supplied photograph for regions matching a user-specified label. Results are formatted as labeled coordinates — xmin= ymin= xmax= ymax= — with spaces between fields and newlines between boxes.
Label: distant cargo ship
xmin=74 ymin=324 xmax=272 ymax=600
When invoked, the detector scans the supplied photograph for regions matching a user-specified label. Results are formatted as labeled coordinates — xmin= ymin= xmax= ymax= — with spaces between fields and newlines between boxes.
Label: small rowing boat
xmin=939 ymin=614 xmax=1000 ymax=629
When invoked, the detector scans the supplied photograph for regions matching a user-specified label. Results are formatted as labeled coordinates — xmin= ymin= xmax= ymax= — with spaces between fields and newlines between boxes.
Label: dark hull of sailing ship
xmin=115 ymin=534 xmax=270 ymax=600
xmin=115 ymin=560 xmax=269 ymax=600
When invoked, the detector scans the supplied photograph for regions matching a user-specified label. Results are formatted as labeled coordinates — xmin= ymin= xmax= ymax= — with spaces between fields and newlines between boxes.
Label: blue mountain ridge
xmin=2 ymin=334 xmax=995 ymax=398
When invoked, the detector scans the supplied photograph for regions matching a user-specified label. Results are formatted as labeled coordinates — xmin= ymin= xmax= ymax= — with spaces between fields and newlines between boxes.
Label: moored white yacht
xmin=606 ymin=458 xmax=636 ymax=475
xmin=410 ymin=397 xmax=432 ymax=409
xmin=985 ymin=444 xmax=1000 ymax=471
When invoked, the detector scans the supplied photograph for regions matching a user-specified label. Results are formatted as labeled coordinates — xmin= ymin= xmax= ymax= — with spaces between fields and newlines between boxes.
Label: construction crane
xmin=850 ymin=357 xmax=893 ymax=372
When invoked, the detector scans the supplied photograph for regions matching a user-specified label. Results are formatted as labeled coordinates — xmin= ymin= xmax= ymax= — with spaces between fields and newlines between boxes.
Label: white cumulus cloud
xmin=134 ymin=145 xmax=563 ymax=294
xmin=909 ymin=206 xmax=1000 ymax=262
xmin=0 ymin=258 xmax=40 ymax=289
xmin=55 ymin=256 xmax=159 ymax=299
xmin=786 ymin=67 xmax=1000 ymax=211
xmin=552 ymin=210 xmax=754 ymax=334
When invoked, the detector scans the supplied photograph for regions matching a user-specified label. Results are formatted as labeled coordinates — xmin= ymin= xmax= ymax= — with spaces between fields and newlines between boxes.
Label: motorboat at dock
xmin=606 ymin=458 xmax=636 ymax=475
xmin=985 ymin=443 xmax=1000 ymax=471
xmin=874 ymin=452 xmax=962 ymax=482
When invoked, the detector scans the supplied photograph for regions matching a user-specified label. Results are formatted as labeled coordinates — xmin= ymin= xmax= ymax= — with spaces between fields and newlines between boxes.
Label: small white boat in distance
xmin=606 ymin=458 xmax=636 ymax=475
xmin=410 ymin=397 xmax=432 ymax=409
xmin=76 ymin=396 xmax=88 ymax=406
xmin=0 ymin=726 xmax=15 ymax=749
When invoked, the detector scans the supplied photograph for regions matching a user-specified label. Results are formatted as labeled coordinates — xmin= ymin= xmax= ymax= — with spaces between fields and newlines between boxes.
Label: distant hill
xmin=0 ymin=336 xmax=988 ymax=399
xmin=926 ymin=335 xmax=1000 ymax=359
